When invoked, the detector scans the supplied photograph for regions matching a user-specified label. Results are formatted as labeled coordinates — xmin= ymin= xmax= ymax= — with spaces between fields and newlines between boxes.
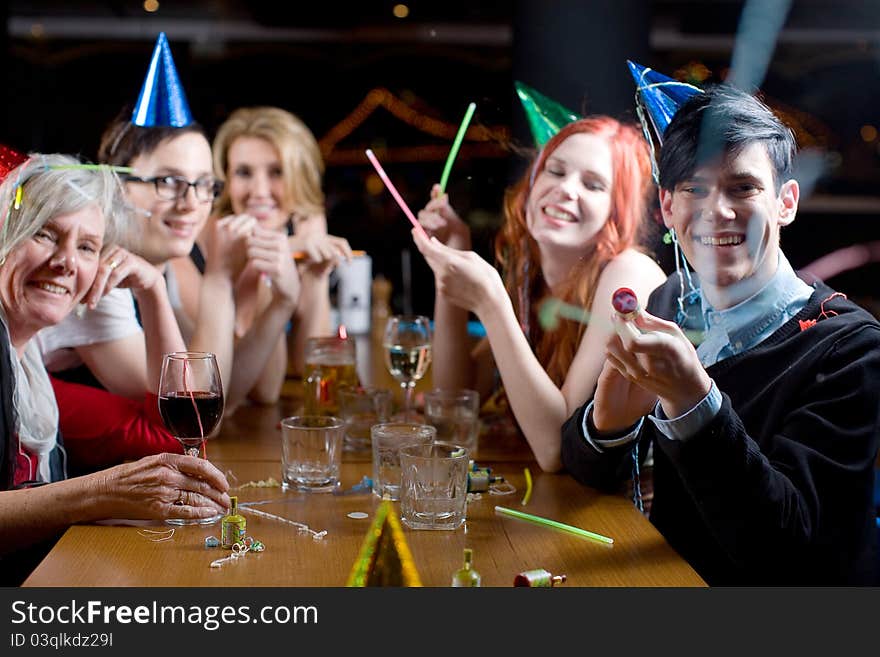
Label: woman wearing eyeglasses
xmin=37 ymin=110 xmax=301 ymax=426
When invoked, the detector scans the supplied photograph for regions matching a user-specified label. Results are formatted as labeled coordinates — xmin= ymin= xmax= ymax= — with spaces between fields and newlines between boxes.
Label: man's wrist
xmin=658 ymin=372 xmax=713 ymax=419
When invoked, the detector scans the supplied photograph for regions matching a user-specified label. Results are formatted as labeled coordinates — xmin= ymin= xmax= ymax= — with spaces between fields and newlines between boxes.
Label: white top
xmin=35 ymin=287 xmax=142 ymax=372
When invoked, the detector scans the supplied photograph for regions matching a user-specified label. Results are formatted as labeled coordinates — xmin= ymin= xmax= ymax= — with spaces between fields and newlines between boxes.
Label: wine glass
xmin=383 ymin=315 xmax=432 ymax=421
xmin=158 ymin=351 xmax=225 ymax=526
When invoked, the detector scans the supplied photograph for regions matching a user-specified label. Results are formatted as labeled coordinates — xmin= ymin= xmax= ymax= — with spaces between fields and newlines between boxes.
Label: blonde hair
xmin=212 ymin=106 xmax=325 ymax=218
xmin=0 ymin=154 xmax=129 ymax=263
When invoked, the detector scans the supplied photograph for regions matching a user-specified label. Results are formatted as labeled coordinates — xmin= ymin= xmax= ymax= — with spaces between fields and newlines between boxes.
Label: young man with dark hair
xmin=561 ymin=85 xmax=880 ymax=585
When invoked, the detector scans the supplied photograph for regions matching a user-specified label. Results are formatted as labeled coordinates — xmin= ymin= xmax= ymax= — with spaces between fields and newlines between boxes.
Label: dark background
xmin=2 ymin=0 xmax=879 ymax=315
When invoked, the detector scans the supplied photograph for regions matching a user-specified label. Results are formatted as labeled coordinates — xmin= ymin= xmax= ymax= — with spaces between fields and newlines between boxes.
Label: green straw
xmin=438 ymin=102 xmax=476 ymax=193
xmin=495 ymin=505 xmax=614 ymax=545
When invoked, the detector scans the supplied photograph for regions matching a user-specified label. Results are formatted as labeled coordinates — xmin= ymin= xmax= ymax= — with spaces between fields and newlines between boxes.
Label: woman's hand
xmin=291 ymin=233 xmax=353 ymax=276
xmin=417 ymin=184 xmax=471 ymax=250
xmin=412 ymin=228 xmax=504 ymax=317
xmin=83 ymin=247 xmax=162 ymax=308
xmin=246 ymin=226 xmax=301 ymax=307
xmin=204 ymin=214 xmax=257 ymax=278
xmin=95 ymin=453 xmax=230 ymax=521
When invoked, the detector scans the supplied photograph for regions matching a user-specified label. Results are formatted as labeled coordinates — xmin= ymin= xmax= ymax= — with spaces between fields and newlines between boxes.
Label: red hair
xmin=495 ymin=117 xmax=654 ymax=385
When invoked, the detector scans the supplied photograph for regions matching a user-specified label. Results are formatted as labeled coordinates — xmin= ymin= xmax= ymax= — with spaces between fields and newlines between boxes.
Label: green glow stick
xmin=495 ymin=505 xmax=614 ymax=545
xmin=538 ymin=297 xmax=592 ymax=331
xmin=538 ymin=296 xmax=705 ymax=345
xmin=438 ymin=102 xmax=476 ymax=193
xmin=49 ymin=164 xmax=133 ymax=173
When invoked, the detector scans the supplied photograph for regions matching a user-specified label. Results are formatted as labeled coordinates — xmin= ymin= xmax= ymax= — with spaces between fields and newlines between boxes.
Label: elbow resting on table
xmin=533 ymin=447 xmax=563 ymax=474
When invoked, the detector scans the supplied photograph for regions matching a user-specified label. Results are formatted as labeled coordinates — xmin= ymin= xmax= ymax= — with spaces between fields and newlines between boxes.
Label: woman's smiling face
xmin=526 ymin=132 xmax=614 ymax=254
xmin=125 ymin=131 xmax=215 ymax=264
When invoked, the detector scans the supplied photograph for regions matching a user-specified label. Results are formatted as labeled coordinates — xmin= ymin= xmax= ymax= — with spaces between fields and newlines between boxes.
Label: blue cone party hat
xmin=627 ymin=60 xmax=701 ymax=145
xmin=132 ymin=33 xmax=193 ymax=127
xmin=515 ymin=81 xmax=581 ymax=147
xmin=627 ymin=61 xmax=702 ymax=323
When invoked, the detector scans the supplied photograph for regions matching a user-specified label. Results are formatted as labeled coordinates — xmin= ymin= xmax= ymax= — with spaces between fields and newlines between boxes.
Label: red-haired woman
xmin=414 ymin=117 xmax=666 ymax=471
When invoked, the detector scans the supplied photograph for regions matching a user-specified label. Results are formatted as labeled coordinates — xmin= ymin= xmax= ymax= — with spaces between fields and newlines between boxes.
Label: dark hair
xmin=658 ymin=84 xmax=796 ymax=192
xmin=97 ymin=106 xmax=207 ymax=167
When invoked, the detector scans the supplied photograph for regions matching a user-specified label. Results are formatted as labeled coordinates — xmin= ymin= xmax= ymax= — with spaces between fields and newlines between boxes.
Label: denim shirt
xmin=582 ymin=251 xmax=814 ymax=451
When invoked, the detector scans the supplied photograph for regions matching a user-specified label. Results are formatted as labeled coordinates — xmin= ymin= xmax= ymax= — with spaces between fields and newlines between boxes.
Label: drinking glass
xmin=303 ymin=336 xmax=358 ymax=416
xmin=382 ymin=315 xmax=432 ymax=420
xmin=399 ymin=442 xmax=469 ymax=530
xmin=424 ymin=389 xmax=480 ymax=452
xmin=339 ymin=386 xmax=392 ymax=451
xmin=281 ymin=415 xmax=345 ymax=492
xmin=158 ymin=351 xmax=225 ymax=526
xmin=371 ymin=422 xmax=436 ymax=500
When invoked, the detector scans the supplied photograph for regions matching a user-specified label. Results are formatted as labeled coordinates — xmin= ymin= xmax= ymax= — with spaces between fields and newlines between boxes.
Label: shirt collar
xmin=696 ymin=250 xmax=813 ymax=363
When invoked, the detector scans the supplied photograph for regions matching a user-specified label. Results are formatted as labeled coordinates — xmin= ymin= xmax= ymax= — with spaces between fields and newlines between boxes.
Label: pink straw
xmin=182 ymin=358 xmax=207 ymax=458
xmin=365 ymin=149 xmax=429 ymax=239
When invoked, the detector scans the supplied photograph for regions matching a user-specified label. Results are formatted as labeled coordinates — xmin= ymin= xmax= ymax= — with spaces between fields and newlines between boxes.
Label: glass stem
xmin=403 ymin=382 xmax=414 ymax=421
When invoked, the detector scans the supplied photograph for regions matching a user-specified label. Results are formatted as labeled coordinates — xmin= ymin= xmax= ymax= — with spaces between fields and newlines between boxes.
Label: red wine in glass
xmin=158 ymin=390 xmax=224 ymax=452
xmin=158 ymin=351 xmax=225 ymax=526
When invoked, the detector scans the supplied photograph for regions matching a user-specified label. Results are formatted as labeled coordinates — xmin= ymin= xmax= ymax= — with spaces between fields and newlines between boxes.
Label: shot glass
xmin=302 ymin=336 xmax=358 ymax=416
xmin=371 ymin=423 xmax=436 ymax=501
xmin=424 ymin=389 xmax=480 ymax=452
xmin=339 ymin=386 xmax=393 ymax=451
xmin=281 ymin=415 xmax=345 ymax=492
xmin=400 ymin=442 xmax=469 ymax=530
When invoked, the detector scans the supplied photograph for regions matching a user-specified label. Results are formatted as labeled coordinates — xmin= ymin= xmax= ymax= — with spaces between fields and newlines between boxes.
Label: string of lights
xmin=319 ymin=87 xmax=509 ymax=165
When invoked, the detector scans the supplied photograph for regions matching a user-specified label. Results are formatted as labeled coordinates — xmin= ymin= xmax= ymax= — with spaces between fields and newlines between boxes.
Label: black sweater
xmin=562 ymin=277 xmax=880 ymax=585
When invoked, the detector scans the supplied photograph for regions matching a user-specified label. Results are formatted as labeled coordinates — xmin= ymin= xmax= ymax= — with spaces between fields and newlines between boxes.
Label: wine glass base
xmin=165 ymin=513 xmax=223 ymax=526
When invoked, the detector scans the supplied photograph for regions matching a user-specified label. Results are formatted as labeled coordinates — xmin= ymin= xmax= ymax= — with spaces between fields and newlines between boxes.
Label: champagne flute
xmin=383 ymin=315 xmax=432 ymax=421
xmin=158 ymin=351 xmax=225 ymax=526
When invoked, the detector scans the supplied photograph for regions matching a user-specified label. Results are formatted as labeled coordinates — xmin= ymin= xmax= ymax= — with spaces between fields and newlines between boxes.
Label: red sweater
xmin=50 ymin=376 xmax=180 ymax=469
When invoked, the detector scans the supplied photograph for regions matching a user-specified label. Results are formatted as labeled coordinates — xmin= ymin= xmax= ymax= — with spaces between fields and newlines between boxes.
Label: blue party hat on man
xmin=627 ymin=61 xmax=702 ymax=322
xmin=515 ymin=81 xmax=581 ymax=147
xmin=132 ymin=33 xmax=193 ymax=127
xmin=627 ymin=60 xmax=701 ymax=145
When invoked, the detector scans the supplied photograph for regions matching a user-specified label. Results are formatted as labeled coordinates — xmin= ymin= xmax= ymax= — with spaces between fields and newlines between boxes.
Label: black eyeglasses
xmin=124 ymin=174 xmax=223 ymax=202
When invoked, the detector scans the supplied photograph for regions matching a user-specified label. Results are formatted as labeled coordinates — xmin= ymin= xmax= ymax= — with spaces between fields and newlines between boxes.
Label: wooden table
xmin=23 ymin=460 xmax=703 ymax=587
xmin=23 ymin=331 xmax=706 ymax=587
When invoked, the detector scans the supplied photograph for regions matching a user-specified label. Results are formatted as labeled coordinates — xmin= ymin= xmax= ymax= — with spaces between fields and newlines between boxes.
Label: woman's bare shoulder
xmin=603 ymin=248 xmax=666 ymax=281
xmin=592 ymin=249 xmax=667 ymax=309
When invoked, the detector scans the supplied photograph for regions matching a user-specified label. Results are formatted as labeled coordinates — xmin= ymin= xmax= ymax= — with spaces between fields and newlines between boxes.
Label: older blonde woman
xmin=0 ymin=155 xmax=229 ymax=584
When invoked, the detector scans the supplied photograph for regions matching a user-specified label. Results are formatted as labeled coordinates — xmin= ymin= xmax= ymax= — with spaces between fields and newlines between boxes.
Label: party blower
xmin=611 ymin=287 xmax=641 ymax=341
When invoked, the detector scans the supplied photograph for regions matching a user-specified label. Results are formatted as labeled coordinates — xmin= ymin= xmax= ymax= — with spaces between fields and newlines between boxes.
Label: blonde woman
xmin=175 ymin=107 xmax=351 ymax=387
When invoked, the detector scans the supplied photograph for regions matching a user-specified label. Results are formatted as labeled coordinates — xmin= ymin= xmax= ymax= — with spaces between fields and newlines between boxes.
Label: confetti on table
xmin=242 ymin=506 xmax=327 ymax=540
xmin=137 ymin=528 xmax=175 ymax=542
xmin=238 ymin=477 xmax=281 ymax=489
xmin=522 ymin=467 xmax=533 ymax=506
